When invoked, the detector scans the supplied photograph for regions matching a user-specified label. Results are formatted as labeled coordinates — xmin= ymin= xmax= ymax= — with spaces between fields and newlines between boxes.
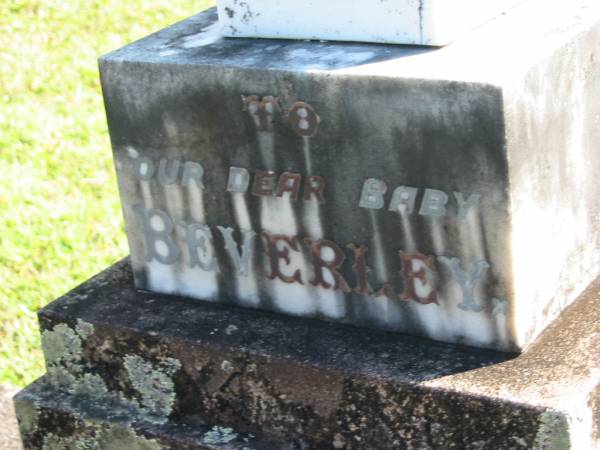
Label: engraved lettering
xmin=359 ymin=178 xmax=387 ymax=210
xmin=180 ymin=222 xmax=220 ymax=272
xmin=388 ymin=186 xmax=419 ymax=214
xmin=289 ymin=102 xmax=320 ymax=137
xmin=347 ymin=244 xmax=373 ymax=295
xmin=419 ymin=189 xmax=449 ymax=217
xmin=262 ymin=233 xmax=303 ymax=284
xmin=305 ymin=239 xmax=350 ymax=293
xmin=438 ymin=257 xmax=490 ymax=312
xmin=134 ymin=157 xmax=155 ymax=181
xmin=181 ymin=161 xmax=205 ymax=189
xmin=276 ymin=172 xmax=302 ymax=201
xmin=217 ymin=226 xmax=257 ymax=277
xmin=454 ymin=192 xmax=481 ymax=220
xmin=303 ymin=175 xmax=326 ymax=203
xmin=242 ymin=95 xmax=280 ymax=132
xmin=227 ymin=167 xmax=250 ymax=193
xmin=133 ymin=205 xmax=180 ymax=265
xmin=492 ymin=298 xmax=508 ymax=317
xmin=158 ymin=158 xmax=181 ymax=186
xmin=399 ymin=252 xmax=438 ymax=304
xmin=252 ymin=170 xmax=276 ymax=197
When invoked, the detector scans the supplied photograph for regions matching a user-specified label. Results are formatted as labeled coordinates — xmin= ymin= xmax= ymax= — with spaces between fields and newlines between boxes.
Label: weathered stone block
xmin=100 ymin=1 xmax=600 ymax=352
xmin=217 ymin=0 xmax=524 ymax=46
xmin=15 ymin=379 xmax=287 ymax=449
xmin=14 ymin=261 xmax=600 ymax=449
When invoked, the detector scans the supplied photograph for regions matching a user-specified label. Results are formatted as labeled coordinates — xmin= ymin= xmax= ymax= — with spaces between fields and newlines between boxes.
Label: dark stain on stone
xmin=418 ymin=0 xmax=424 ymax=44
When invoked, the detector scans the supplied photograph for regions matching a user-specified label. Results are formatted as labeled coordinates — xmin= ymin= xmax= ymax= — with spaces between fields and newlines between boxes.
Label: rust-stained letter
xmin=289 ymin=101 xmax=320 ymax=137
xmin=399 ymin=251 xmax=438 ymax=305
xmin=242 ymin=95 xmax=280 ymax=132
xmin=303 ymin=175 xmax=326 ymax=203
xmin=305 ymin=239 xmax=350 ymax=293
xmin=252 ymin=170 xmax=276 ymax=197
xmin=347 ymin=244 xmax=373 ymax=295
xmin=276 ymin=172 xmax=302 ymax=201
xmin=263 ymin=233 xmax=304 ymax=285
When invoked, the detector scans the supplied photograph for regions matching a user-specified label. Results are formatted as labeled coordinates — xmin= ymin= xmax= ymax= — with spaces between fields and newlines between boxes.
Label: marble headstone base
xmin=101 ymin=1 xmax=600 ymax=352
xmin=13 ymin=261 xmax=600 ymax=449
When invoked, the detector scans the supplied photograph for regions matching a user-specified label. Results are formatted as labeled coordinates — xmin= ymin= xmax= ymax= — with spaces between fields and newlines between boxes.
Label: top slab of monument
xmin=217 ymin=0 xmax=525 ymax=46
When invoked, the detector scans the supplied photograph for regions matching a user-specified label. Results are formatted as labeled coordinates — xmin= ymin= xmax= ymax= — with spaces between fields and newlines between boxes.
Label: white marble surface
xmin=101 ymin=1 xmax=600 ymax=352
xmin=217 ymin=0 xmax=525 ymax=46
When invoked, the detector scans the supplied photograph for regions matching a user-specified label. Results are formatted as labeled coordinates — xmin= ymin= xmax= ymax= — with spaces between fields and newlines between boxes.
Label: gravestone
xmin=14 ymin=1 xmax=600 ymax=448
xmin=101 ymin=0 xmax=598 ymax=354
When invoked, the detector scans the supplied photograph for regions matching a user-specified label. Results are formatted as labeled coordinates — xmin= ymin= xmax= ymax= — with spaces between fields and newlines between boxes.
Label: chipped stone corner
xmin=13 ymin=395 xmax=40 ymax=438
xmin=533 ymin=410 xmax=571 ymax=450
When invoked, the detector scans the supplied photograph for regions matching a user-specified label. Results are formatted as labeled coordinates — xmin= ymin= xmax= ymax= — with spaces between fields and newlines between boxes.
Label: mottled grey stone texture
xmin=15 ymin=260 xmax=600 ymax=448
xmin=100 ymin=1 xmax=600 ymax=352
xmin=15 ymin=379 xmax=286 ymax=450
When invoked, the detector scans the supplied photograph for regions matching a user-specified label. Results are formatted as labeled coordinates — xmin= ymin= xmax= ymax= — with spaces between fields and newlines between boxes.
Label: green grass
xmin=0 ymin=0 xmax=214 ymax=387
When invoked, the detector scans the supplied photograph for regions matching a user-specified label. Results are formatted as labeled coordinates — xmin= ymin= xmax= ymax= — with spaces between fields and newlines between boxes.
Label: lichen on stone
xmin=41 ymin=425 xmax=162 ymax=450
xmin=534 ymin=410 xmax=571 ymax=450
xmin=13 ymin=396 xmax=39 ymax=437
xmin=42 ymin=324 xmax=83 ymax=368
xmin=123 ymin=354 xmax=181 ymax=419
xmin=39 ymin=322 xmax=183 ymax=432
xmin=96 ymin=425 xmax=162 ymax=450
xmin=71 ymin=373 xmax=110 ymax=399
xmin=42 ymin=433 xmax=97 ymax=450
xmin=42 ymin=324 xmax=85 ymax=389
xmin=201 ymin=426 xmax=238 ymax=444
xmin=75 ymin=320 xmax=95 ymax=340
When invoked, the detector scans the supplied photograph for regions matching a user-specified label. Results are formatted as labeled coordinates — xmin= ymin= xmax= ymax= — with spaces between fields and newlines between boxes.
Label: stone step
xmin=20 ymin=259 xmax=600 ymax=449
xmin=14 ymin=377 xmax=290 ymax=450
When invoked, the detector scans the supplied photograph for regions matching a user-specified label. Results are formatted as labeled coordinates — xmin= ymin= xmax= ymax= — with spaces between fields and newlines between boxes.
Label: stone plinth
xmin=14 ymin=260 xmax=600 ymax=448
xmin=100 ymin=2 xmax=600 ymax=352
xmin=15 ymin=379 xmax=285 ymax=450
xmin=217 ymin=0 xmax=525 ymax=46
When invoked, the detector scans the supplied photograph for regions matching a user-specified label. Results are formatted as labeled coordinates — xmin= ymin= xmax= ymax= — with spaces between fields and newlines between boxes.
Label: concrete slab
xmin=14 ymin=260 xmax=600 ymax=448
